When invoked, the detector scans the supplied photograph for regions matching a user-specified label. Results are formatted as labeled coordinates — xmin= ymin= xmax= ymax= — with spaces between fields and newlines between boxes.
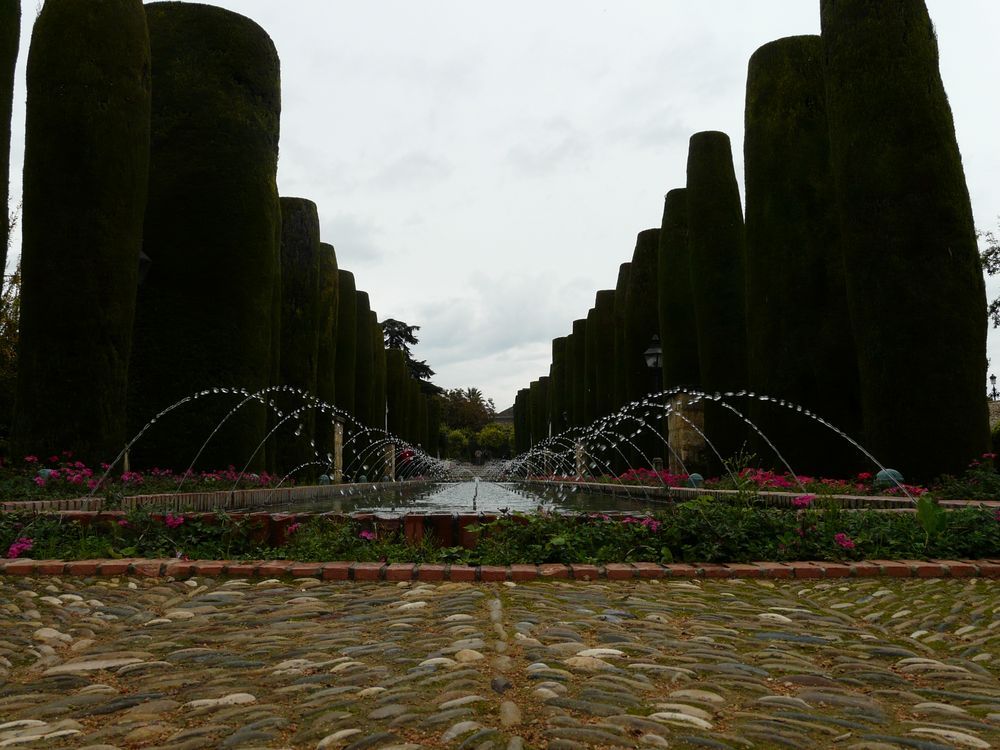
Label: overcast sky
xmin=6 ymin=1 xmax=1000 ymax=410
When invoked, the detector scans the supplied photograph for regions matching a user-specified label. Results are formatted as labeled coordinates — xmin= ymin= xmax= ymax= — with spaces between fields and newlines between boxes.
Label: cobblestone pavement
xmin=1 ymin=576 xmax=999 ymax=749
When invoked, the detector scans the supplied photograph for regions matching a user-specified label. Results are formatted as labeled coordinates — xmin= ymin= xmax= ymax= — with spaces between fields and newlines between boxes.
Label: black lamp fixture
xmin=991 ymin=373 xmax=998 ymax=400
xmin=644 ymin=334 xmax=663 ymax=370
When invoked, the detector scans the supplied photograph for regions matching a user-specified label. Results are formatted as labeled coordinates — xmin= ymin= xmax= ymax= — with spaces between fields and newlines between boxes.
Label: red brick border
xmin=3 ymin=558 xmax=1000 ymax=581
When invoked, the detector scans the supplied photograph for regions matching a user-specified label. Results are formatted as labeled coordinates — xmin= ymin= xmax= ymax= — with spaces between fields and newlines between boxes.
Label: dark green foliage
xmin=370 ymin=313 xmax=387 ymax=433
xmin=15 ymin=0 xmax=150 ymax=465
xmin=274 ymin=198 xmax=321 ymax=476
xmin=612 ymin=264 xmax=631 ymax=414
xmin=314 ymin=243 xmax=339 ymax=468
xmin=405 ymin=378 xmax=420 ymax=446
xmin=426 ymin=394 xmax=441 ymax=458
xmin=548 ymin=337 xmax=567 ymax=436
xmin=563 ymin=332 xmax=577 ymax=430
xmin=416 ymin=392 xmax=429 ymax=451
xmin=592 ymin=290 xmax=616 ymax=423
xmin=624 ymin=229 xmax=662 ymax=466
xmin=529 ymin=377 xmax=550 ymax=447
xmin=0 ymin=0 xmax=18 ymax=274
xmin=571 ymin=319 xmax=587 ymax=429
xmin=686 ymin=131 xmax=748 ymax=465
xmin=744 ymin=35 xmax=863 ymax=476
xmin=385 ymin=348 xmax=408 ymax=440
xmin=128 ymin=2 xmax=279 ymax=472
xmin=658 ymin=189 xmax=700 ymax=391
xmin=334 ymin=270 xmax=357 ymax=417
xmin=584 ymin=307 xmax=598 ymax=427
xmin=514 ymin=387 xmax=529 ymax=454
xmin=821 ymin=0 xmax=988 ymax=479
xmin=353 ymin=291 xmax=374 ymax=426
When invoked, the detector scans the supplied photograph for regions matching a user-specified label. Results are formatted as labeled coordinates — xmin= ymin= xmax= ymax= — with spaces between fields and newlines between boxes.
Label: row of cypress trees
xmin=514 ymin=0 xmax=987 ymax=482
xmin=5 ymin=1 xmax=437 ymax=477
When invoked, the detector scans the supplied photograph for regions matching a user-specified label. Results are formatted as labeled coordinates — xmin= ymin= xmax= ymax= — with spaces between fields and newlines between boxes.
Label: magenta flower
xmin=33 ymin=476 xmax=46 ymax=487
xmin=164 ymin=513 xmax=185 ymax=529
xmin=641 ymin=517 xmax=660 ymax=532
xmin=833 ymin=532 xmax=855 ymax=549
xmin=287 ymin=522 xmax=301 ymax=535
xmin=23 ymin=455 xmax=38 ymax=464
xmin=6 ymin=537 xmax=33 ymax=558
xmin=792 ymin=494 xmax=815 ymax=508
xmin=117 ymin=519 xmax=130 ymax=527
xmin=359 ymin=530 xmax=375 ymax=541
xmin=983 ymin=452 xmax=997 ymax=460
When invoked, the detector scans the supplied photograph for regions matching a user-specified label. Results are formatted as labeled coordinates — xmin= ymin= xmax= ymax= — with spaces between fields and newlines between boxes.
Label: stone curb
xmin=1 ymin=557 xmax=999 ymax=581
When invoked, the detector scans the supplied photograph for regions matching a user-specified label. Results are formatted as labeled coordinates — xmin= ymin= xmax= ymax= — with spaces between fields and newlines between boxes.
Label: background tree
xmin=381 ymin=317 xmax=435 ymax=383
xmin=440 ymin=387 xmax=495 ymax=433
xmin=477 ymin=422 xmax=514 ymax=459
xmin=1 ymin=0 xmax=19 ymax=277
xmin=981 ymin=218 xmax=1000 ymax=328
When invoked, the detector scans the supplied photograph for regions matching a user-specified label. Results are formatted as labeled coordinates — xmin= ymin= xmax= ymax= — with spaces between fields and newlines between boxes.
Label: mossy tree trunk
xmin=334 ymin=270 xmax=357 ymax=419
xmin=15 ymin=0 xmax=150 ymax=466
xmin=314 ymin=242 xmax=339 ymax=471
xmin=744 ymin=35 xmax=863 ymax=477
xmin=127 ymin=3 xmax=279 ymax=472
xmin=686 ymin=131 xmax=748 ymax=467
xmin=0 ymin=0 xmax=18 ymax=276
xmin=821 ymin=0 xmax=988 ymax=480
xmin=275 ymin=197 xmax=321 ymax=477
xmin=658 ymin=189 xmax=700 ymax=392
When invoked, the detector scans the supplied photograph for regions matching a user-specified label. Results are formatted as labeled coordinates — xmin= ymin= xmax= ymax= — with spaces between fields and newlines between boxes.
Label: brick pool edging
xmin=1 ymin=557 xmax=998 ymax=581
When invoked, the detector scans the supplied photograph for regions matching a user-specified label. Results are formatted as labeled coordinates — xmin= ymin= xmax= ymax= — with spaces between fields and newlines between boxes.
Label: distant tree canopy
xmin=981 ymin=217 xmax=1000 ymax=328
xmin=440 ymin=387 xmax=495 ymax=433
xmin=381 ymin=317 xmax=435 ymax=382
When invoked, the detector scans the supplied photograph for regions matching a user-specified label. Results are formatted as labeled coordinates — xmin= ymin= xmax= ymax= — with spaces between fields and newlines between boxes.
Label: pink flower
xmin=86 ymin=479 xmax=99 ymax=490
xmin=983 ymin=453 xmax=997 ymax=460
xmin=834 ymin=532 xmax=855 ymax=549
xmin=23 ymin=455 xmax=38 ymax=464
xmin=6 ymin=537 xmax=33 ymax=559
xmin=117 ymin=519 xmax=130 ymax=527
xmin=287 ymin=522 xmax=301 ymax=535
xmin=792 ymin=494 xmax=815 ymax=508
xmin=857 ymin=472 xmax=872 ymax=481
xmin=994 ymin=509 xmax=1000 ymax=523
xmin=48 ymin=455 xmax=59 ymax=463
xmin=359 ymin=530 xmax=375 ymax=541
xmin=33 ymin=476 xmax=46 ymax=487
xmin=164 ymin=513 xmax=185 ymax=528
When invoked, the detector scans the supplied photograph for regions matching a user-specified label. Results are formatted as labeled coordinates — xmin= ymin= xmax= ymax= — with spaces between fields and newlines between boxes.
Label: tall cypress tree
xmin=528 ymin=379 xmax=542 ymax=447
xmin=370 ymin=313 xmax=387 ymax=433
xmin=334 ymin=270 xmax=357 ymax=418
xmin=353 ymin=291 xmax=374 ymax=427
xmin=427 ymin=394 xmax=441 ymax=459
xmin=593 ymin=290 xmax=616 ymax=423
xmin=658 ymin=189 xmax=700 ymax=391
xmin=744 ymin=35 xmax=862 ymax=476
xmin=563 ymin=332 xmax=577 ymax=430
xmin=405 ymin=377 xmax=420 ymax=446
xmin=612 ymin=263 xmax=632 ymax=414
xmin=385 ymin=348 xmax=407 ymax=440
xmin=275 ymin=198 xmax=321 ymax=476
xmin=548 ymin=337 xmax=567 ymax=436
xmin=314 ymin=242 xmax=339 ymax=467
xmin=584 ymin=307 xmax=599 ymax=427
xmin=686 ymin=131 xmax=748 ymax=465
xmin=822 ymin=0 xmax=987 ymax=479
xmin=15 ymin=0 xmax=150 ymax=465
xmin=571 ymin=318 xmax=587 ymax=429
xmin=624 ymin=229 xmax=662 ymax=466
xmin=127 ymin=3 xmax=279 ymax=472
xmin=514 ymin=387 xmax=529 ymax=455
xmin=0 ymin=0 xmax=18 ymax=275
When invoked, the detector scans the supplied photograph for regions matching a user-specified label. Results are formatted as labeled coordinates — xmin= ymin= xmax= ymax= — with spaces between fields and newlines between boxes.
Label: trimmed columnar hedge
xmin=563 ymin=332 xmax=577 ymax=430
xmin=275 ymin=197 xmax=321 ymax=476
xmin=658 ymin=189 xmax=700 ymax=392
xmin=426 ymin=394 xmax=441 ymax=458
xmin=548 ymin=337 xmax=567 ymax=437
xmin=370 ymin=313 xmax=387 ymax=434
xmin=584 ymin=307 xmax=599 ymax=428
xmin=624 ymin=229 xmax=662 ymax=466
xmin=686 ymin=131 xmax=748 ymax=466
xmin=571 ymin=319 xmax=587 ymax=429
xmin=334 ymin=270 xmax=357 ymax=418
xmin=821 ymin=1 xmax=988 ymax=480
xmin=15 ymin=0 xmax=150 ymax=465
xmin=416 ymin=390 xmax=429 ymax=452
xmin=528 ymin=379 xmax=542 ymax=448
xmin=314 ymin=242 xmax=339 ymax=468
xmin=385 ymin=348 xmax=408 ymax=441
xmin=612 ymin=263 xmax=631 ymax=414
xmin=0 ymin=0 xmax=18 ymax=274
xmin=593 ymin=290 xmax=616 ymax=424
xmin=405 ymin=378 xmax=421 ymax=446
xmin=353 ymin=291 xmax=374 ymax=428
xmin=127 ymin=3 xmax=279 ymax=472
xmin=744 ymin=35 xmax=862 ymax=477
xmin=513 ymin=387 xmax=529 ymax=455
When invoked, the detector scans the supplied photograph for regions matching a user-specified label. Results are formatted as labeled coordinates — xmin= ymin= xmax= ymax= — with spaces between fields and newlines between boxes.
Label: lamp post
xmin=643 ymin=335 xmax=664 ymax=472
xmin=991 ymin=374 xmax=998 ymax=401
